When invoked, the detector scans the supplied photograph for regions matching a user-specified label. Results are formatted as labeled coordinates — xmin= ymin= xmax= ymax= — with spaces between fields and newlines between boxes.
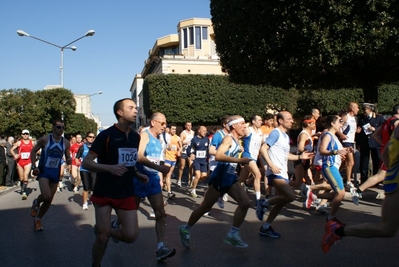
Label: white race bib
xmin=118 ymin=148 xmax=138 ymax=167
xmin=227 ymin=163 xmax=237 ymax=174
xmin=171 ymin=145 xmax=177 ymax=151
xmin=45 ymin=157 xmax=60 ymax=168
xmin=196 ymin=150 xmax=206 ymax=158
xmin=251 ymin=141 xmax=261 ymax=150
xmin=21 ymin=152 xmax=30 ymax=159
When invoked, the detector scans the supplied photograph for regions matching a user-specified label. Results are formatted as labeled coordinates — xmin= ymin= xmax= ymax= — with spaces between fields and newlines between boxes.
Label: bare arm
xmin=215 ymin=135 xmax=250 ymax=165
xmin=372 ymin=125 xmax=383 ymax=145
xmin=10 ymin=141 xmax=21 ymax=159
xmin=137 ymin=131 xmax=170 ymax=174
xmin=30 ymin=137 xmax=46 ymax=167
xmin=64 ymin=140 xmax=72 ymax=165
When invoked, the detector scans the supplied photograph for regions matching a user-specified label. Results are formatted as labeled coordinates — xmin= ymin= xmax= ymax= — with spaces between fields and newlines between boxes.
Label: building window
xmin=183 ymin=28 xmax=187 ymax=48
xmin=189 ymin=27 xmax=194 ymax=45
xmin=195 ymin=26 xmax=201 ymax=49
xmin=202 ymin=27 xmax=208 ymax=40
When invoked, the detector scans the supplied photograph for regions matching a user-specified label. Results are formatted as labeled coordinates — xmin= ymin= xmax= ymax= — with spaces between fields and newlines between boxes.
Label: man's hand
xmin=135 ymin=172 xmax=149 ymax=184
xmin=108 ymin=164 xmax=128 ymax=176
xmin=300 ymin=152 xmax=315 ymax=160
xmin=158 ymin=165 xmax=171 ymax=175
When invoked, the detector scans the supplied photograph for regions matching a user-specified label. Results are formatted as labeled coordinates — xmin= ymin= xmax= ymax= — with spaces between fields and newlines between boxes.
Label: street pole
xmin=16 ymin=29 xmax=95 ymax=87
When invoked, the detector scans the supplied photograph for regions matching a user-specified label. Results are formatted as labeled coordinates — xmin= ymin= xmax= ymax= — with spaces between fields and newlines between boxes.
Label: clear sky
xmin=1 ymin=0 xmax=211 ymax=126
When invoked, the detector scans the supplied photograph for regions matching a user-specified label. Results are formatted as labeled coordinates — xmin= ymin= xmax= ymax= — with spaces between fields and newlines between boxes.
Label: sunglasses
xmin=55 ymin=125 xmax=65 ymax=130
xmin=87 ymin=136 xmax=95 ymax=138
xmin=22 ymin=133 xmax=29 ymax=135
xmin=154 ymin=120 xmax=167 ymax=127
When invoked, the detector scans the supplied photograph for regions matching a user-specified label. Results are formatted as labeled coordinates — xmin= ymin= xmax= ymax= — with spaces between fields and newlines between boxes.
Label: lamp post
xmin=75 ymin=91 xmax=103 ymax=115
xmin=16 ymin=29 xmax=95 ymax=88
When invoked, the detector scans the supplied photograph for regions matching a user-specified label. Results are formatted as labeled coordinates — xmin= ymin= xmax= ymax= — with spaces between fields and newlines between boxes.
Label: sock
xmin=157 ymin=242 xmax=164 ymax=250
xmin=23 ymin=183 xmax=27 ymax=192
xmin=327 ymin=215 xmax=336 ymax=221
xmin=184 ymin=224 xmax=192 ymax=231
xmin=335 ymin=226 xmax=345 ymax=237
xmin=228 ymin=226 xmax=239 ymax=236
xmin=255 ymin=191 xmax=261 ymax=200
xmin=357 ymin=188 xmax=363 ymax=194
xmin=262 ymin=223 xmax=271 ymax=230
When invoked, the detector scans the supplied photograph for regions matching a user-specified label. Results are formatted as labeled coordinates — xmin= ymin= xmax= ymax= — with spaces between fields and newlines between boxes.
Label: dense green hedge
xmin=377 ymin=83 xmax=399 ymax=114
xmin=143 ymin=74 xmax=369 ymax=124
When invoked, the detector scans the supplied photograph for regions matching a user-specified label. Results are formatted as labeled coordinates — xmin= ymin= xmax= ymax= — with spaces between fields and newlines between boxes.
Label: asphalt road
xmin=0 ymin=176 xmax=397 ymax=267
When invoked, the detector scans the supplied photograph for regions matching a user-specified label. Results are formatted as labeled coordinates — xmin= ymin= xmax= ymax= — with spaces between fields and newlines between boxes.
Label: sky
xmin=1 ymin=0 xmax=212 ymax=127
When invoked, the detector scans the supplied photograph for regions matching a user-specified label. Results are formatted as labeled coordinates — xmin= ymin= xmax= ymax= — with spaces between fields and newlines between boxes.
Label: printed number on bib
xmin=45 ymin=157 xmax=60 ymax=168
xmin=118 ymin=148 xmax=138 ymax=167
xmin=196 ymin=150 xmax=206 ymax=158
xmin=21 ymin=152 xmax=30 ymax=159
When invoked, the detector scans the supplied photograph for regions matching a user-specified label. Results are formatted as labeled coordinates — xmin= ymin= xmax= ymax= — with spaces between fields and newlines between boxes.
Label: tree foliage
xmin=210 ymin=0 xmax=399 ymax=101
xmin=0 ymin=88 xmax=97 ymax=138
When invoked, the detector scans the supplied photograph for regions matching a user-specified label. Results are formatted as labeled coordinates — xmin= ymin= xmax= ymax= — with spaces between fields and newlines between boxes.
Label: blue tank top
xmin=79 ymin=143 xmax=90 ymax=172
xmin=137 ymin=129 xmax=163 ymax=174
xmin=38 ymin=134 xmax=65 ymax=180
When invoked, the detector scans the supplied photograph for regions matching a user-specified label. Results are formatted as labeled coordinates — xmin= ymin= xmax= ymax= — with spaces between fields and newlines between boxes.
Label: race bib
xmin=21 ymin=152 xmax=30 ymax=159
xmin=118 ymin=148 xmax=138 ymax=167
xmin=227 ymin=163 xmax=237 ymax=174
xmin=45 ymin=157 xmax=60 ymax=168
xmin=182 ymin=145 xmax=188 ymax=154
xmin=171 ymin=145 xmax=177 ymax=151
xmin=196 ymin=150 xmax=206 ymax=158
xmin=251 ymin=141 xmax=261 ymax=150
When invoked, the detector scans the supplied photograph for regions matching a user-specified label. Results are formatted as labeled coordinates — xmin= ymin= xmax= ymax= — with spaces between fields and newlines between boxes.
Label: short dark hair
xmin=323 ymin=115 xmax=339 ymax=129
xmin=113 ymin=98 xmax=133 ymax=120
xmin=263 ymin=113 xmax=274 ymax=121
xmin=53 ymin=118 xmax=64 ymax=125
xmin=392 ymin=104 xmax=399 ymax=115
xmin=169 ymin=123 xmax=177 ymax=128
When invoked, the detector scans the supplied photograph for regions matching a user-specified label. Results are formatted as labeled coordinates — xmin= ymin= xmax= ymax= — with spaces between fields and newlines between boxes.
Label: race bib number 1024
xmin=118 ymin=148 xmax=138 ymax=167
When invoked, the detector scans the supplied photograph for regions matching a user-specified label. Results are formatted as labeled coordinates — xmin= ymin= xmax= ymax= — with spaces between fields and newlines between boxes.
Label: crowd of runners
xmin=2 ymin=98 xmax=399 ymax=266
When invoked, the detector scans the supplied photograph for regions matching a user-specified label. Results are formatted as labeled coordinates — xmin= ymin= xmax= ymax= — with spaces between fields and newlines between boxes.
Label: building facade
xmin=130 ymin=18 xmax=225 ymax=128
xmin=74 ymin=94 xmax=102 ymax=129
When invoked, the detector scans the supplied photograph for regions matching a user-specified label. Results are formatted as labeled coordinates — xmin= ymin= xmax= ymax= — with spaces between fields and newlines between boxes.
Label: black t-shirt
xmin=90 ymin=124 xmax=140 ymax=198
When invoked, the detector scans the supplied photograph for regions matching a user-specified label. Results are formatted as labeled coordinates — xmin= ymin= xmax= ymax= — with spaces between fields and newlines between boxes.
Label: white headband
xmin=228 ymin=118 xmax=244 ymax=126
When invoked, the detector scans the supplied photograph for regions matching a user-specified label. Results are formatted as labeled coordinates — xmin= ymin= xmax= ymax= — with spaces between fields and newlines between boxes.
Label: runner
xmin=10 ymin=129 xmax=34 ymax=200
xmin=81 ymin=98 xmax=147 ymax=267
xmin=164 ymin=123 xmax=181 ymax=197
xmin=134 ymin=112 xmax=176 ymax=261
xmin=322 ymin=119 xmax=399 ymax=252
xmin=189 ymin=125 xmax=209 ymax=198
xmin=76 ymin=131 xmax=97 ymax=210
xmin=336 ymin=102 xmax=359 ymax=188
xmin=177 ymin=121 xmax=195 ymax=187
xmin=257 ymin=111 xmax=314 ymax=238
xmin=178 ymin=115 xmax=251 ymax=248
xmin=238 ymin=115 xmax=264 ymax=208
xmin=70 ymin=134 xmax=83 ymax=193
xmin=29 ymin=119 xmax=72 ymax=231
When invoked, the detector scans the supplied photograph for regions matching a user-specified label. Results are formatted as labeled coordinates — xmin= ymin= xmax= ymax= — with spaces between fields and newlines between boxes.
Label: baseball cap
xmin=22 ymin=129 xmax=30 ymax=134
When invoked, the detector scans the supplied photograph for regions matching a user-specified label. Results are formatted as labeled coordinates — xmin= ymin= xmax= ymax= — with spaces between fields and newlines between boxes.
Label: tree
xmin=210 ymin=0 xmax=399 ymax=101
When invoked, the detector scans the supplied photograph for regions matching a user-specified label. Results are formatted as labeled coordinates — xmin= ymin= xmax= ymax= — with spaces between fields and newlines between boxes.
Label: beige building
xmin=74 ymin=94 xmax=102 ymax=129
xmin=130 ymin=18 xmax=225 ymax=128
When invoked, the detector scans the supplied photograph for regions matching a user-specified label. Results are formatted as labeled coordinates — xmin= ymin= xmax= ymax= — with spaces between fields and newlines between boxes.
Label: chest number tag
xmin=118 ymin=148 xmax=138 ymax=167
xmin=45 ymin=157 xmax=60 ymax=168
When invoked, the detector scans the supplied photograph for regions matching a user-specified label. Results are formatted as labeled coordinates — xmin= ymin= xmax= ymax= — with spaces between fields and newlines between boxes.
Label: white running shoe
xmin=83 ymin=203 xmax=89 ymax=210
xmin=222 ymin=193 xmax=228 ymax=202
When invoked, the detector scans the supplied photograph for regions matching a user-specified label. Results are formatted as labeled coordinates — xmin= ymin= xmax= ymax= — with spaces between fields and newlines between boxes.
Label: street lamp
xmin=16 ymin=29 xmax=95 ymax=87
xmin=75 ymin=91 xmax=103 ymax=114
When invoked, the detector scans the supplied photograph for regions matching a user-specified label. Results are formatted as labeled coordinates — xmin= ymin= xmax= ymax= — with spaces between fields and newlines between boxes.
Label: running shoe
xmin=350 ymin=187 xmax=360 ymax=205
xmin=22 ymin=192 xmax=27 ymax=200
xmin=178 ymin=225 xmax=190 ymax=248
xmin=305 ymin=188 xmax=317 ymax=209
xmin=73 ymin=187 xmax=78 ymax=194
xmin=259 ymin=226 xmax=281 ymax=238
xmin=111 ymin=219 xmax=120 ymax=243
xmin=223 ymin=233 xmax=248 ymax=248
xmin=256 ymin=199 xmax=270 ymax=221
xmin=190 ymin=190 xmax=198 ymax=198
xmin=34 ymin=219 xmax=43 ymax=231
xmin=57 ymin=187 xmax=61 ymax=193
xmin=30 ymin=199 xmax=39 ymax=217
xmin=204 ymin=211 xmax=211 ymax=216
xmin=222 ymin=193 xmax=228 ymax=202
xmin=177 ymin=181 xmax=182 ymax=188
xmin=168 ymin=192 xmax=176 ymax=199
xmin=83 ymin=203 xmax=89 ymax=210
xmin=315 ymin=206 xmax=329 ymax=215
xmin=150 ymin=210 xmax=156 ymax=218
xmin=156 ymin=245 xmax=176 ymax=261
xmin=325 ymin=217 xmax=346 ymax=230
xmin=217 ymin=197 xmax=225 ymax=209
xmin=346 ymin=181 xmax=355 ymax=189
xmin=321 ymin=219 xmax=343 ymax=253
xmin=300 ymin=183 xmax=306 ymax=199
